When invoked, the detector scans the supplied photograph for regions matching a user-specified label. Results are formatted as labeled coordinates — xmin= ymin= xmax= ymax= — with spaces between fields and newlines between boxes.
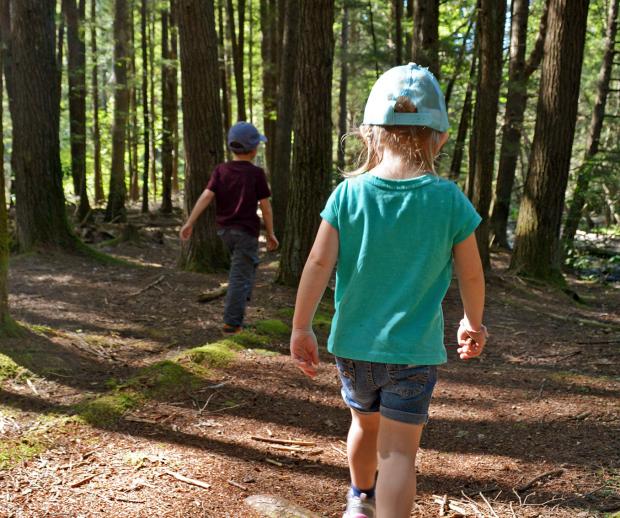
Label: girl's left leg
xmin=347 ymin=408 xmax=380 ymax=491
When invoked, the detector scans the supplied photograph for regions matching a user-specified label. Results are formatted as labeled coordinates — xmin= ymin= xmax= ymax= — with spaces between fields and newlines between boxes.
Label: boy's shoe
xmin=222 ymin=324 xmax=242 ymax=334
xmin=343 ymin=489 xmax=376 ymax=518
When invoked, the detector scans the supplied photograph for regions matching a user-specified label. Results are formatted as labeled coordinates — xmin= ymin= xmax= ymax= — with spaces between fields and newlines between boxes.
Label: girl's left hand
xmin=290 ymin=328 xmax=319 ymax=378
xmin=457 ymin=322 xmax=487 ymax=360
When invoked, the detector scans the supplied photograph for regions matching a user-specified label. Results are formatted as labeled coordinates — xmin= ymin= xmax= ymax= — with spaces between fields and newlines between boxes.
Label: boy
xmin=180 ymin=121 xmax=278 ymax=333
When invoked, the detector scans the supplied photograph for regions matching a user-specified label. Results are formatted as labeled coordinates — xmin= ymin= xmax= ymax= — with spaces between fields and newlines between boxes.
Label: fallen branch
xmin=163 ymin=469 xmax=211 ymax=490
xmin=251 ymin=436 xmax=316 ymax=447
xmin=226 ymin=479 xmax=248 ymax=491
xmin=197 ymin=284 xmax=228 ymax=303
xmin=264 ymin=458 xmax=283 ymax=467
xmin=68 ymin=474 xmax=97 ymax=488
xmin=127 ymin=275 xmax=166 ymax=298
xmin=516 ymin=469 xmax=564 ymax=492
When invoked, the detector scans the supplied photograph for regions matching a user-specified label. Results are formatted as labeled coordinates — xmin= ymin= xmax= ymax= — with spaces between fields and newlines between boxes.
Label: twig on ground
xmin=535 ymin=378 xmax=547 ymax=400
xmin=25 ymin=379 xmax=39 ymax=396
xmin=203 ymin=402 xmax=247 ymax=414
xmin=330 ymin=444 xmax=347 ymax=457
xmin=265 ymin=458 xmax=284 ymax=467
xmin=436 ymin=494 xmax=447 ymax=516
xmin=251 ymin=436 xmax=316 ymax=447
xmin=198 ymin=391 xmax=219 ymax=414
xmin=226 ymin=479 xmax=248 ymax=491
xmin=68 ymin=474 xmax=97 ymax=488
xmin=266 ymin=444 xmax=323 ymax=455
xmin=479 ymin=492 xmax=500 ymax=518
xmin=127 ymin=275 xmax=166 ymax=298
xmin=163 ymin=469 xmax=211 ymax=490
xmin=517 ymin=468 xmax=564 ymax=492
xmin=509 ymin=501 xmax=517 ymax=518
xmin=197 ymin=284 xmax=228 ymax=303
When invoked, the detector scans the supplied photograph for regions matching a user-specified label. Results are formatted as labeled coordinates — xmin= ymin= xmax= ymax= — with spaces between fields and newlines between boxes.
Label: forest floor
xmin=1 ymin=210 xmax=619 ymax=518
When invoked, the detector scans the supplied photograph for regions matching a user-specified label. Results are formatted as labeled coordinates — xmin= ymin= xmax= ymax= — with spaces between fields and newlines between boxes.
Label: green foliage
xmin=184 ymin=341 xmax=243 ymax=368
xmin=253 ymin=319 xmax=290 ymax=337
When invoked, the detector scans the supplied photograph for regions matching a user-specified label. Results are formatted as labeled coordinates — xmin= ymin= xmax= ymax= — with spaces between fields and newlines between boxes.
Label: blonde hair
xmin=344 ymin=96 xmax=443 ymax=177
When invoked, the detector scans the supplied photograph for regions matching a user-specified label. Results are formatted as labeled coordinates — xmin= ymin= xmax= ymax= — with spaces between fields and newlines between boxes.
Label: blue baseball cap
xmin=227 ymin=121 xmax=267 ymax=153
xmin=362 ymin=63 xmax=449 ymax=132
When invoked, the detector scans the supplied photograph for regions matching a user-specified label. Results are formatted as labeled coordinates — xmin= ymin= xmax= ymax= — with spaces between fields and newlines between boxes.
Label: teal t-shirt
xmin=320 ymin=173 xmax=481 ymax=365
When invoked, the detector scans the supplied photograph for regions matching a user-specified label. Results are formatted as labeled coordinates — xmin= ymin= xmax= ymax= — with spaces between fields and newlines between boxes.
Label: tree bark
xmin=470 ymin=0 xmax=506 ymax=269
xmin=2 ymin=0 xmax=75 ymax=250
xmin=510 ymin=0 xmax=590 ymax=282
xmin=161 ymin=2 xmax=175 ymax=214
xmin=129 ymin=3 xmax=140 ymax=202
xmin=105 ymin=0 xmax=130 ymax=222
xmin=149 ymin=6 xmax=157 ymax=195
xmin=90 ymin=0 xmax=104 ymax=203
xmin=337 ymin=1 xmax=350 ymax=173
xmin=277 ymin=0 xmax=334 ymax=286
xmin=170 ymin=0 xmax=180 ymax=194
xmin=226 ymin=0 xmax=247 ymax=121
xmin=63 ymin=0 xmax=91 ymax=223
xmin=260 ymin=0 xmax=277 ymax=173
xmin=562 ymin=0 xmax=618 ymax=250
xmin=367 ymin=0 xmax=380 ymax=78
xmin=177 ymin=0 xmax=228 ymax=271
xmin=217 ymin=0 xmax=232 ymax=146
xmin=0 ymin=37 xmax=9 ymax=328
xmin=141 ymin=0 xmax=150 ymax=212
xmin=411 ymin=0 xmax=439 ymax=77
xmin=391 ymin=0 xmax=403 ymax=65
xmin=490 ymin=0 xmax=549 ymax=249
xmin=271 ymin=0 xmax=300 ymax=239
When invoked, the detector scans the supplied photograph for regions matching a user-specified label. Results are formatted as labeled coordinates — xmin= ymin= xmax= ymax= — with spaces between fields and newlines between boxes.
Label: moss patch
xmin=276 ymin=307 xmax=295 ymax=320
xmin=0 ymin=437 xmax=46 ymax=470
xmin=76 ymin=391 xmax=141 ymax=427
xmin=254 ymin=319 xmax=290 ymax=337
xmin=248 ymin=348 xmax=278 ymax=357
xmin=313 ymin=311 xmax=332 ymax=329
xmin=0 ymin=354 xmax=27 ymax=382
xmin=229 ymin=331 xmax=269 ymax=348
xmin=184 ymin=341 xmax=242 ymax=368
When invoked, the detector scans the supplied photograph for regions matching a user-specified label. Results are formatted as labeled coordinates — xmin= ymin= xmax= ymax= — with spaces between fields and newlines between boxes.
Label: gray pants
xmin=218 ymin=228 xmax=259 ymax=327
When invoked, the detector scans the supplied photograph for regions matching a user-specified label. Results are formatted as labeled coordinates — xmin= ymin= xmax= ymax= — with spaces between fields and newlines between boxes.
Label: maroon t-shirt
xmin=206 ymin=160 xmax=271 ymax=238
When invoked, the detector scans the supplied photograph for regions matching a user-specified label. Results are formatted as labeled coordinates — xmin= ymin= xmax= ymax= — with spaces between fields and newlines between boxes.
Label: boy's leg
xmin=223 ymin=230 xmax=258 ymax=327
xmin=347 ymin=409 xmax=380 ymax=491
xmin=375 ymin=417 xmax=423 ymax=518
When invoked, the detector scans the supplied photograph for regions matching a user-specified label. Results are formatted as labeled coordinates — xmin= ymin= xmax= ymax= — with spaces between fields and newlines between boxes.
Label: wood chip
xmin=226 ymin=479 xmax=248 ymax=491
xmin=251 ymin=435 xmax=316 ymax=447
xmin=264 ymin=458 xmax=283 ymax=467
xmin=163 ymin=469 xmax=211 ymax=490
xmin=68 ymin=474 xmax=97 ymax=488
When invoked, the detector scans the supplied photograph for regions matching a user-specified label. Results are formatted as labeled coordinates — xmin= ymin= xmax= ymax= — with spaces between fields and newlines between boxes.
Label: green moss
xmin=249 ymin=348 xmax=278 ymax=357
xmin=313 ymin=311 xmax=333 ymax=329
xmin=76 ymin=391 xmax=141 ymax=427
xmin=0 ymin=317 xmax=24 ymax=338
xmin=184 ymin=340 xmax=242 ymax=368
xmin=229 ymin=331 xmax=269 ymax=347
xmin=0 ymin=437 xmax=46 ymax=470
xmin=276 ymin=307 xmax=295 ymax=320
xmin=131 ymin=360 xmax=204 ymax=398
xmin=75 ymin=240 xmax=138 ymax=268
xmin=254 ymin=319 xmax=290 ymax=337
xmin=0 ymin=354 xmax=27 ymax=381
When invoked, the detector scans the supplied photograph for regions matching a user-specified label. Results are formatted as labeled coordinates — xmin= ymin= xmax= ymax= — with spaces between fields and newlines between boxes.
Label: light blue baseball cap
xmin=362 ymin=63 xmax=449 ymax=132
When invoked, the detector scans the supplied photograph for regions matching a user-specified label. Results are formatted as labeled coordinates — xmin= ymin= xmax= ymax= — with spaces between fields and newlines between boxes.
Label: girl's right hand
xmin=290 ymin=328 xmax=319 ymax=378
xmin=179 ymin=223 xmax=193 ymax=241
xmin=457 ymin=320 xmax=488 ymax=360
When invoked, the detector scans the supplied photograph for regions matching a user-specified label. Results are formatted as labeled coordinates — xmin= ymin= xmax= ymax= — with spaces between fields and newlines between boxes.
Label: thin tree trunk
xmin=444 ymin=16 xmax=473 ymax=109
xmin=271 ymin=0 xmax=300 ymax=239
xmin=149 ymin=6 xmax=157 ymax=195
xmin=161 ymin=3 xmax=174 ymax=214
xmin=0 ymin=36 xmax=9 ymax=328
xmin=248 ymin=0 xmax=253 ymax=122
xmin=63 ymin=0 xmax=92 ymax=223
xmin=177 ymin=0 xmax=228 ymax=271
xmin=129 ymin=3 xmax=140 ymax=202
xmin=367 ymin=0 xmax=380 ymax=78
xmin=411 ymin=0 xmax=439 ymax=77
xmin=277 ymin=0 xmax=335 ymax=286
xmin=57 ymin=17 xmax=65 ymax=108
xmin=391 ymin=0 xmax=403 ymax=65
xmin=337 ymin=1 xmax=350 ymax=173
xmin=405 ymin=0 xmax=413 ymax=60
xmin=511 ymin=0 xmax=590 ymax=282
xmin=218 ymin=0 xmax=232 ymax=144
xmin=141 ymin=0 xmax=150 ymax=212
xmin=105 ymin=0 xmax=130 ymax=222
xmin=227 ymin=0 xmax=247 ymax=121
xmin=490 ymin=0 xmax=549 ymax=249
xmin=260 ymin=0 xmax=277 ymax=173
xmin=90 ymin=0 xmax=104 ymax=203
xmin=470 ymin=0 xmax=506 ymax=269
xmin=562 ymin=0 xmax=618 ymax=250
xmin=170 ymin=0 xmax=180 ymax=193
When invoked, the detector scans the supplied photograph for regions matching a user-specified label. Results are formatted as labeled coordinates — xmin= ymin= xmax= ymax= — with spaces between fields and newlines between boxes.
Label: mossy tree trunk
xmin=105 ymin=0 xmax=130 ymax=222
xmin=510 ymin=0 xmax=590 ymax=282
xmin=2 ymin=0 xmax=76 ymax=251
xmin=277 ymin=0 xmax=335 ymax=287
xmin=177 ymin=0 xmax=228 ymax=272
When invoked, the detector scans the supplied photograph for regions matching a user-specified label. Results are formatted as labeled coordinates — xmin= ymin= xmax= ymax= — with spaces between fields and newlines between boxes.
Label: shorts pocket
xmin=386 ymin=364 xmax=433 ymax=399
xmin=335 ymin=357 xmax=356 ymax=383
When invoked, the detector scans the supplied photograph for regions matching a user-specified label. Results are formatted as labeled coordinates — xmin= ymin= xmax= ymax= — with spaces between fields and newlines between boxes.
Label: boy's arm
xmin=180 ymin=189 xmax=215 ymax=240
xmin=453 ymin=233 xmax=486 ymax=359
xmin=258 ymin=198 xmax=278 ymax=250
xmin=291 ymin=220 xmax=339 ymax=377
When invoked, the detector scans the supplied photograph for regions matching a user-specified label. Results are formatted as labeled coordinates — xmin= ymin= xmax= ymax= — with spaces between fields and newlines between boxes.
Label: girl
xmin=289 ymin=63 xmax=487 ymax=518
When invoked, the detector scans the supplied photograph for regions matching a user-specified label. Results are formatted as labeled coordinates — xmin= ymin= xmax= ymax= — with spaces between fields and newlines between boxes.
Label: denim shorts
xmin=335 ymin=357 xmax=438 ymax=425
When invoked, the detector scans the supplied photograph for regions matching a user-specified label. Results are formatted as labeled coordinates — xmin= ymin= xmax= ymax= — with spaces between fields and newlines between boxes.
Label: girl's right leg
xmin=375 ymin=417 xmax=424 ymax=518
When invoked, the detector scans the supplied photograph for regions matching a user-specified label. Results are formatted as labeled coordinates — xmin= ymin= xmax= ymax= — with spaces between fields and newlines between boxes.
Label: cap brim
xmin=259 ymin=134 xmax=268 ymax=143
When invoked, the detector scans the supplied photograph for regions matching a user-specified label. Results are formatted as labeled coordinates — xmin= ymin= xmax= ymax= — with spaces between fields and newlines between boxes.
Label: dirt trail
xmin=1 ymin=220 xmax=619 ymax=518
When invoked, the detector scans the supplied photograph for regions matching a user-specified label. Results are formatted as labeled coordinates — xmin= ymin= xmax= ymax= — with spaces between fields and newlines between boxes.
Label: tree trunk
xmin=0 ymin=38 xmax=10 ymax=328
xmin=2 ymin=0 xmax=75 ymax=250
xmin=337 ymin=1 xmax=350 ymax=173
xmin=277 ymin=0 xmax=334 ymax=286
xmin=105 ymin=0 xmax=130 ymax=222
xmin=227 ymin=0 xmax=247 ymax=121
xmin=449 ymin=46 xmax=477 ymax=181
xmin=470 ymin=0 xmax=506 ymax=269
xmin=490 ymin=0 xmax=549 ymax=249
xmin=141 ymin=0 xmax=150 ymax=212
xmin=367 ymin=0 xmax=380 ymax=78
xmin=129 ymin=3 xmax=140 ymax=202
xmin=218 ymin=0 xmax=232 ymax=145
xmin=149 ymin=7 xmax=157 ymax=196
xmin=562 ymin=0 xmax=618 ymax=250
xmin=90 ymin=0 xmax=104 ymax=204
xmin=271 ymin=0 xmax=300 ymax=239
xmin=177 ymin=0 xmax=228 ymax=271
xmin=444 ymin=16 xmax=473 ymax=109
xmin=63 ymin=0 xmax=92 ymax=223
xmin=391 ymin=0 xmax=403 ymax=65
xmin=260 ymin=0 xmax=277 ymax=173
xmin=161 ymin=3 xmax=175 ymax=214
xmin=411 ymin=0 xmax=439 ymax=77
xmin=510 ymin=0 xmax=590 ymax=282
xmin=171 ymin=0 xmax=180 ymax=194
